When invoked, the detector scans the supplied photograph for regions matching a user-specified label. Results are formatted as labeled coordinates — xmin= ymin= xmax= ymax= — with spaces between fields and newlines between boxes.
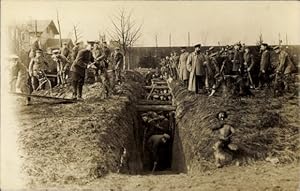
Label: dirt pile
xmin=169 ymin=80 xmax=299 ymax=172
xmin=18 ymin=71 xmax=145 ymax=187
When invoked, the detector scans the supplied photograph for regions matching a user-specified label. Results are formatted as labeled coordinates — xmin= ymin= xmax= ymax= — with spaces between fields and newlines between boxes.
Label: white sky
xmin=2 ymin=0 xmax=300 ymax=46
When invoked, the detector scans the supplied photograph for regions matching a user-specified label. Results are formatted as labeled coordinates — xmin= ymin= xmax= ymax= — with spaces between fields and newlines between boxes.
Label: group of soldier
xmin=8 ymin=38 xmax=124 ymax=103
xmin=159 ymin=42 xmax=296 ymax=97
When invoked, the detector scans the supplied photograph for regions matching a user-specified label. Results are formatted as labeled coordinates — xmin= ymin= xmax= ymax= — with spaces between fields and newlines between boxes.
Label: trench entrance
xmin=135 ymin=78 xmax=186 ymax=173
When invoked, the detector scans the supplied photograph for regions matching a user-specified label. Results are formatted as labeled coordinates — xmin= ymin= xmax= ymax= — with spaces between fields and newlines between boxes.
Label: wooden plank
xmin=136 ymin=104 xmax=176 ymax=111
xmin=137 ymin=99 xmax=172 ymax=105
xmin=10 ymin=92 xmax=77 ymax=102
xmin=144 ymin=86 xmax=169 ymax=89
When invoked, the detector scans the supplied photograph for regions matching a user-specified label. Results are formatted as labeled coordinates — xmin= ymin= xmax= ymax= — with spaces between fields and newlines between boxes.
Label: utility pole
xmin=169 ymin=33 xmax=171 ymax=47
xmin=155 ymin=34 xmax=158 ymax=48
xmin=285 ymin=33 xmax=288 ymax=45
xmin=35 ymin=20 xmax=37 ymax=37
xmin=278 ymin=33 xmax=282 ymax=46
xmin=188 ymin=32 xmax=190 ymax=47
xmin=56 ymin=10 xmax=62 ymax=48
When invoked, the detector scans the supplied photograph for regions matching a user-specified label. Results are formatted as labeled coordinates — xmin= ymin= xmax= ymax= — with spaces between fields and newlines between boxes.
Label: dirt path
xmin=82 ymin=162 xmax=299 ymax=191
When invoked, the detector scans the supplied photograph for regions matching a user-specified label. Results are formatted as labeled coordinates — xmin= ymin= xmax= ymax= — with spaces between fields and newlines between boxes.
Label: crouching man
xmin=212 ymin=111 xmax=238 ymax=168
xmin=147 ymin=133 xmax=171 ymax=173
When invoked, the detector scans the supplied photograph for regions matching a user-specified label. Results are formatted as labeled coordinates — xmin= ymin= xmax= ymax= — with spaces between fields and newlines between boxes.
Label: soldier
xmin=170 ymin=51 xmax=179 ymax=79
xmin=243 ymin=46 xmax=255 ymax=88
xmin=147 ymin=133 xmax=171 ymax=172
xmin=8 ymin=55 xmax=22 ymax=92
xmin=257 ymin=43 xmax=271 ymax=89
xmin=112 ymin=47 xmax=124 ymax=85
xmin=70 ymin=42 xmax=94 ymax=100
xmin=186 ymin=44 xmax=206 ymax=94
xmin=61 ymin=42 xmax=71 ymax=60
xmin=29 ymin=35 xmax=42 ymax=59
xmin=232 ymin=43 xmax=243 ymax=75
xmin=28 ymin=49 xmax=49 ymax=91
xmin=51 ymin=49 xmax=70 ymax=86
xmin=273 ymin=46 xmax=296 ymax=94
xmin=212 ymin=111 xmax=237 ymax=168
xmin=71 ymin=42 xmax=81 ymax=62
xmin=178 ymin=47 xmax=190 ymax=87
xmin=204 ymin=47 xmax=218 ymax=93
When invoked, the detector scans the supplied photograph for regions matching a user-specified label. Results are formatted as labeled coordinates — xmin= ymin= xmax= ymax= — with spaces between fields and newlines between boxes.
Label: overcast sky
xmin=2 ymin=0 xmax=300 ymax=46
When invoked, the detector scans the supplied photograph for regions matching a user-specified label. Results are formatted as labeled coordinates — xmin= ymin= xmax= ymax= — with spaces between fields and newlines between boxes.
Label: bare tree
xmin=72 ymin=24 xmax=83 ymax=43
xmin=108 ymin=8 xmax=143 ymax=69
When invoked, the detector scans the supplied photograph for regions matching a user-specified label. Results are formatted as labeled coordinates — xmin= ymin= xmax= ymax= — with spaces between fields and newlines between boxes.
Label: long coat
xmin=178 ymin=51 xmax=189 ymax=81
xmin=232 ymin=50 xmax=243 ymax=72
xmin=260 ymin=50 xmax=271 ymax=72
xmin=70 ymin=49 xmax=94 ymax=77
xmin=186 ymin=51 xmax=206 ymax=92
xmin=276 ymin=50 xmax=296 ymax=74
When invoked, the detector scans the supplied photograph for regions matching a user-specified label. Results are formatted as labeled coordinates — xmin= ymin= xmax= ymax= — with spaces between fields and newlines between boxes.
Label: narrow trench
xmin=129 ymin=78 xmax=187 ymax=174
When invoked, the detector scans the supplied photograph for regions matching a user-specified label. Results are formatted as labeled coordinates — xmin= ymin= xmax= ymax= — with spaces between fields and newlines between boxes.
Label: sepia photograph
xmin=1 ymin=0 xmax=300 ymax=190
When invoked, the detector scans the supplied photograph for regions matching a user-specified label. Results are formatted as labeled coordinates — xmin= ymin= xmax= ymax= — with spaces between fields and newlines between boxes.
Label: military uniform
xmin=178 ymin=50 xmax=190 ymax=87
xmin=70 ymin=48 xmax=94 ymax=99
xmin=186 ymin=50 xmax=206 ymax=93
xmin=112 ymin=49 xmax=124 ymax=83
xmin=61 ymin=45 xmax=71 ymax=59
xmin=52 ymin=51 xmax=70 ymax=85
xmin=258 ymin=49 xmax=271 ymax=89
xmin=72 ymin=44 xmax=80 ymax=62
xmin=147 ymin=134 xmax=170 ymax=171
xmin=274 ymin=48 xmax=296 ymax=93
xmin=28 ymin=51 xmax=49 ymax=90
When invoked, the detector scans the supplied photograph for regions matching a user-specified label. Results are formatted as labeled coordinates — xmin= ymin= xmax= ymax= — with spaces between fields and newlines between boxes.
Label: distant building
xmin=7 ymin=19 xmax=73 ymax=55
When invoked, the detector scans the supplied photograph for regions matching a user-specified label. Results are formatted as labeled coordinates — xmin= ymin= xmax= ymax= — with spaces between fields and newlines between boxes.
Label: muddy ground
xmin=12 ymin=71 xmax=300 ymax=190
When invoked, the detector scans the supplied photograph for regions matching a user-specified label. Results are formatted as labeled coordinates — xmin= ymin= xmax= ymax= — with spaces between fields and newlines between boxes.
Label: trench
xmin=129 ymin=77 xmax=187 ymax=174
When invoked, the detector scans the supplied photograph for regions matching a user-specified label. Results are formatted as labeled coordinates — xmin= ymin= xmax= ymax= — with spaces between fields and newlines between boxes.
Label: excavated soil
xmin=15 ymin=71 xmax=300 ymax=190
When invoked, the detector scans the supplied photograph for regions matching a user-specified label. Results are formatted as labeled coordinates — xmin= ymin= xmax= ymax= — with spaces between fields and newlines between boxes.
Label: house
xmin=44 ymin=38 xmax=74 ymax=53
xmin=8 ymin=20 xmax=63 ymax=54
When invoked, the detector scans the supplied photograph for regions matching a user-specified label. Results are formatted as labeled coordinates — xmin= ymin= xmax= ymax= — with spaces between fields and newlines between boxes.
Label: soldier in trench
xmin=147 ymin=133 xmax=171 ymax=173
xmin=212 ymin=111 xmax=238 ymax=168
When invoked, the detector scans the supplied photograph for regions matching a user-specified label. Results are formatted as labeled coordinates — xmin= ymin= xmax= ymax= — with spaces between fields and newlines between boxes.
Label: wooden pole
xmin=56 ymin=10 xmax=62 ymax=48
xmin=169 ymin=33 xmax=171 ymax=47
xmin=188 ymin=32 xmax=190 ymax=47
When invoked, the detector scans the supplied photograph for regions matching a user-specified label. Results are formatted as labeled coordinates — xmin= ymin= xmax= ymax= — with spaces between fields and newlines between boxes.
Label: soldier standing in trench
xmin=212 ymin=111 xmax=238 ymax=168
xmin=147 ymin=133 xmax=171 ymax=173
xmin=70 ymin=41 xmax=94 ymax=100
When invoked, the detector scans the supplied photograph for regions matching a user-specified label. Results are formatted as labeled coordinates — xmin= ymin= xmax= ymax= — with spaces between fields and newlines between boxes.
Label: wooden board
xmin=137 ymin=99 xmax=172 ymax=105
xmin=10 ymin=92 xmax=78 ymax=103
xmin=136 ymin=104 xmax=176 ymax=111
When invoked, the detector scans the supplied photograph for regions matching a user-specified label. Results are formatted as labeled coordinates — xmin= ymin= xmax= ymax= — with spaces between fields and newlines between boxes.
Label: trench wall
xmin=18 ymin=71 xmax=146 ymax=187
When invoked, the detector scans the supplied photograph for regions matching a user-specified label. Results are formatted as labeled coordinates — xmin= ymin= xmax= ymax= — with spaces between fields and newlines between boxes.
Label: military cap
xmin=36 ymin=49 xmax=43 ymax=53
xmin=163 ymin=133 xmax=171 ymax=139
xmin=52 ymin=49 xmax=60 ymax=54
xmin=194 ymin=44 xmax=201 ymax=48
xmin=216 ymin=111 xmax=228 ymax=119
xmin=261 ymin=43 xmax=268 ymax=47
xmin=273 ymin=46 xmax=280 ymax=50
xmin=234 ymin=42 xmax=242 ymax=47
xmin=180 ymin=46 xmax=186 ymax=49
xmin=87 ymin=41 xmax=96 ymax=45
